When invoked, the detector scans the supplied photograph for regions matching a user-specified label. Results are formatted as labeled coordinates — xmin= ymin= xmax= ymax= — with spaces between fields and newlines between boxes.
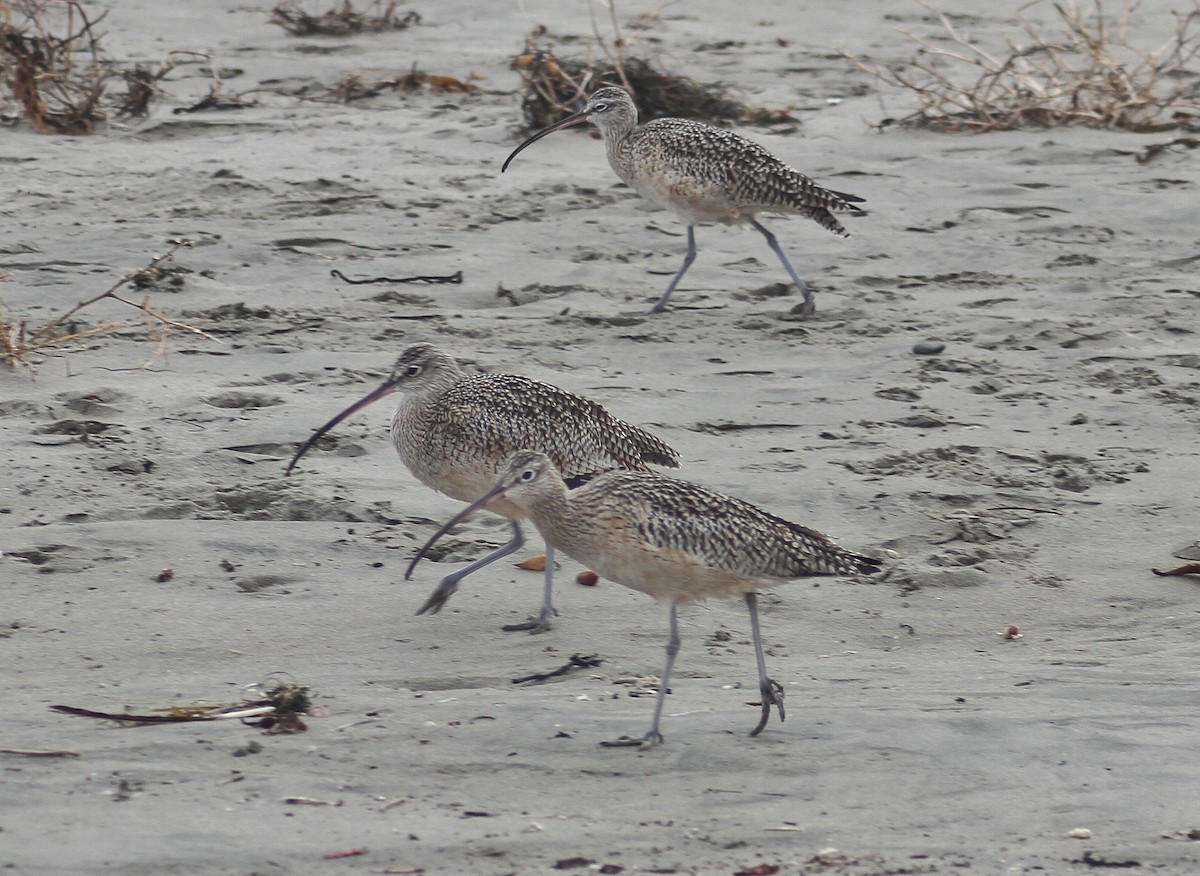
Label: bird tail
xmin=830 ymin=189 xmax=866 ymax=207
xmin=803 ymin=206 xmax=853 ymax=238
xmin=846 ymin=551 xmax=883 ymax=576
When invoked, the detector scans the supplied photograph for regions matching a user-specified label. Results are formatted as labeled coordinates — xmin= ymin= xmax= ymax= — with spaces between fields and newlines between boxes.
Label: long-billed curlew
xmin=285 ymin=344 xmax=679 ymax=632
xmin=502 ymin=86 xmax=865 ymax=315
xmin=408 ymin=449 xmax=882 ymax=746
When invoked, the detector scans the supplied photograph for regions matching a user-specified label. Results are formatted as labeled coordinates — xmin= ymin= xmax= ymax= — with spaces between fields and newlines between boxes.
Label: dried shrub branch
xmin=269 ymin=1 xmax=420 ymax=36
xmin=1 ymin=241 xmax=217 ymax=372
xmin=0 ymin=0 xmax=179 ymax=131
xmin=170 ymin=56 xmax=261 ymax=114
xmin=115 ymin=56 xmax=179 ymax=118
xmin=0 ymin=0 xmax=109 ymax=133
xmin=846 ymin=0 xmax=1200 ymax=132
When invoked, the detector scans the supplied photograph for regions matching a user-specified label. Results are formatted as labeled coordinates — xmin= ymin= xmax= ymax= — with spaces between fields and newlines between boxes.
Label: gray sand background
xmin=2 ymin=0 xmax=1199 ymax=872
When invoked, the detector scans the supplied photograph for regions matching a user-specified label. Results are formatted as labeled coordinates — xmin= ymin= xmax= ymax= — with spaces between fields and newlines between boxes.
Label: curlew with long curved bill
xmin=408 ymin=449 xmax=882 ymax=746
xmin=502 ymin=86 xmax=865 ymax=315
xmin=286 ymin=344 xmax=679 ymax=632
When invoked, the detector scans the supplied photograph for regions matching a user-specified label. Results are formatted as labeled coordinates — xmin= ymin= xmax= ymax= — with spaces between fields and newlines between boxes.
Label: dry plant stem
xmin=588 ymin=0 xmax=633 ymax=96
xmin=43 ymin=242 xmax=210 ymax=344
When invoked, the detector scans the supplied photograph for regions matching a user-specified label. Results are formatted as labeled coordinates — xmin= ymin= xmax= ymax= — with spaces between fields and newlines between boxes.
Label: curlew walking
xmin=408 ymin=449 xmax=882 ymax=746
xmin=285 ymin=344 xmax=679 ymax=632
xmin=502 ymin=86 xmax=865 ymax=315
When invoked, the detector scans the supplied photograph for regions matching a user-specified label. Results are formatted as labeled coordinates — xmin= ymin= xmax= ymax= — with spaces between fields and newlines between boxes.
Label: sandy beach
xmin=3 ymin=0 xmax=1200 ymax=872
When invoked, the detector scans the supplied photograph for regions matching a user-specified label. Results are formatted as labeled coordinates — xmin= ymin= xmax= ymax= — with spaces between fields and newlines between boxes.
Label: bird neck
xmin=523 ymin=481 xmax=578 ymax=551
xmin=601 ymin=125 xmax=633 ymax=169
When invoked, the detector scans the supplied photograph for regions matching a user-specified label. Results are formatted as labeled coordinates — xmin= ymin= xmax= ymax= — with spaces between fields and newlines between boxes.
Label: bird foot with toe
xmin=790 ymin=298 xmax=816 ymax=319
xmin=749 ymin=679 xmax=785 ymax=737
xmin=415 ymin=580 xmax=458 ymax=616
xmin=501 ymin=617 xmax=553 ymax=634
xmin=501 ymin=605 xmax=557 ymax=634
xmin=600 ymin=731 xmax=664 ymax=750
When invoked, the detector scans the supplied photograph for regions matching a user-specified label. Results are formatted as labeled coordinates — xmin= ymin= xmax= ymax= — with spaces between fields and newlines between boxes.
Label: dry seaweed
xmin=315 ymin=62 xmax=480 ymax=102
xmin=269 ymin=0 xmax=419 ymax=37
xmin=511 ymin=40 xmax=792 ymax=131
xmin=51 ymin=680 xmax=315 ymax=734
xmin=1136 ymin=135 xmax=1200 ymax=163
xmin=845 ymin=0 xmax=1200 ymax=133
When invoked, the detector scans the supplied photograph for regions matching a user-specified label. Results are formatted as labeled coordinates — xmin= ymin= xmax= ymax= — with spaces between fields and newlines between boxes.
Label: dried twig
xmin=512 ymin=653 xmax=603 ymax=685
xmin=330 ymin=268 xmax=463 ymax=285
xmin=1 ymin=240 xmax=218 ymax=372
xmin=845 ymin=0 xmax=1200 ymax=132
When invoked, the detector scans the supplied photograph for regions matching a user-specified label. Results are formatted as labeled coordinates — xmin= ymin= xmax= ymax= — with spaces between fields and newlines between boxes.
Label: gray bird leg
xmin=745 ymin=591 xmax=785 ymax=736
xmin=645 ymin=226 xmax=697 ymax=314
xmin=416 ymin=520 xmax=525 ymax=617
xmin=602 ymin=600 xmax=680 ymax=749
xmin=501 ymin=542 xmax=558 ymax=634
xmin=749 ymin=218 xmax=814 ymax=317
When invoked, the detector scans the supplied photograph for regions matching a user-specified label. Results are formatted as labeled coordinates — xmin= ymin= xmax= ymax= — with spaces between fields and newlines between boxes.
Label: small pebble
xmin=1066 ymin=828 xmax=1093 ymax=839
xmin=576 ymin=570 xmax=599 ymax=586
xmin=912 ymin=340 xmax=945 ymax=355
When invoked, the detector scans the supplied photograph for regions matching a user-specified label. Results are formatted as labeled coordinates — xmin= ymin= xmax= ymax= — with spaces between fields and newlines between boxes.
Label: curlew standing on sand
xmin=286 ymin=344 xmax=679 ymax=632
xmin=408 ymin=449 xmax=882 ymax=746
xmin=502 ymin=86 xmax=865 ymax=315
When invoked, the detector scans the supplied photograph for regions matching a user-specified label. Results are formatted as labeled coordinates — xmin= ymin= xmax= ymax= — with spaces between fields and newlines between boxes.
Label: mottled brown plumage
xmin=503 ymin=86 xmax=865 ymax=315
xmin=409 ymin=450 xmax=881 ymax=747
xmin=286 ymin=344 xmax=679 ymax=630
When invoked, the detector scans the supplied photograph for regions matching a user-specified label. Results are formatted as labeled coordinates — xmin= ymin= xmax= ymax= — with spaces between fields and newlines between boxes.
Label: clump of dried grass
xmin=846 ymin=0 xmax=1200 ymax=132
xmin=269 ymin=1 xmax=419 ymax=36
xmin=511 ymin=1 xmax=790 ymax=130
xmin=0 ymin=0 xmax=175 ymax=132
xmin=1 ymin=241 xmax=215 ymax=372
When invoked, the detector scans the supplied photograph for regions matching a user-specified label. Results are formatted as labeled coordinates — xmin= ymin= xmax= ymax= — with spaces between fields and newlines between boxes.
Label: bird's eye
xmin=592 ymin=101 xmax=608 ymax=113
xmin=404 ymin=364 xmax=421 ymax=378
xmin=520 ymin=468 xmax=535 ymax=482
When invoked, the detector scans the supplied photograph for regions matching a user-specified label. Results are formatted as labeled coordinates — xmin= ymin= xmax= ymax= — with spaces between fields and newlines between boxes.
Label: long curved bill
xmin=501 ymin=107 xmax=592 ymax=172
xmin=284 ymin=379 xmax=398 ymax=475
xmin=404 ymin=480 xmax=510 ymax=581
